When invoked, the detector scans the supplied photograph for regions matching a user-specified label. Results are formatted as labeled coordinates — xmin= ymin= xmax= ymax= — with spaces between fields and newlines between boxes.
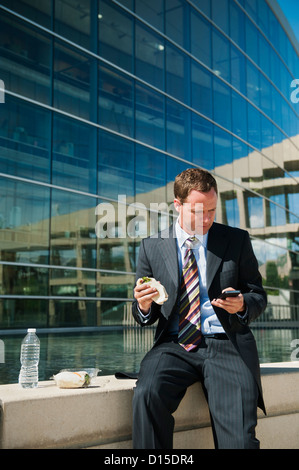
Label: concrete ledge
xmin=0 ymin=362 xmax=299 ymax=449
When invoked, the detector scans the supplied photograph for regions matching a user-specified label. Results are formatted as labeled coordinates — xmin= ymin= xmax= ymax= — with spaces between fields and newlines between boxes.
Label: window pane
xmin=213 ymin=78 xmax=231 ymax=130
xmin=246 ymin=61 xmax=260 ymax=107
xmin=54 ymin=42 xmax=94 ymax=120
xmin=135 ymin=145 xmax=166 ymax=203
xmin=0 ymin=13 xmax=51 ymax=105
xmin=165 ymin=0 xmax=188 ymax=49
xmin=0 ymin=177 xmax=50 ymax=264
xmin=52 ymin=115 xmax=97 ymax=193
xmin=231 ymin=45 xmax=246 ymax=95
xmin=0 ymin=0 xmax=51 ymax=28
xmin=135 ymin=0 xmax=164 ymax=32
xmin=229 ymin=1 xmax=245 ymax=51
xmin=54 ymin=0 xmax=91 ymax=50
xmin=247 ymin=103 xmax=261 ymax=149
xmin=269 ymin=195 xmax=287 ymax=226
xmin=247 ymin=196 xmax=264 ymax=228
xmin=50 ymin=189 xmax=96 ymax=269
xmin=212 ymin=29 xmax=230 ymax=82
xmin=135 ymin=23 xmax=164 ymax=90
xmin=98 ymin=131 xmax=134 ymax=198
xmin=166 ymin=99 xmax=190 ymax=159
xmin=245 ymin=16 xmax=258 ymax=64
xmin=212 ymin=0 xmax=229 ymax=35
xmin=166 ymin=44 xmax=189 ymax=104
xmin=191 ymin=62 xmax=212 ymax=119
xmin=192 ymin=114 xmax=214 ymax=169
xmin=190 ymin=10 xmax=211 ymax=68
xmin=214 ymin=126 xmax=232 ymax=168
xmin=98 ymin=0 xmax=133 ymax=73
xmin=0 ymin=97 xmax=50 ymax=182
xmin=98 ymin=64 xmax=134 ymax=138
xmin=135 ymin=84 xmax=165 ymax=150
xmin=232 ymin=90 xmax=247 ymax=141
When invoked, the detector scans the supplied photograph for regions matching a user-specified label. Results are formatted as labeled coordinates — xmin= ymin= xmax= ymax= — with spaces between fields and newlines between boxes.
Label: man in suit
xmin=132 ymin=168 xmax=267 ymax=449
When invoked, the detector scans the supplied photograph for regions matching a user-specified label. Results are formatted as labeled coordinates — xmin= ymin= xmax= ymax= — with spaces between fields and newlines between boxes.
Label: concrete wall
xmin=0 ymin=362 xmax=298 ymax=449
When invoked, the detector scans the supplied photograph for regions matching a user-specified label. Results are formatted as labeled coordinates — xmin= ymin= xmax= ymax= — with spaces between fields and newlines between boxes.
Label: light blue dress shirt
xmin=167 ymin=220 xmax=224 ymax=336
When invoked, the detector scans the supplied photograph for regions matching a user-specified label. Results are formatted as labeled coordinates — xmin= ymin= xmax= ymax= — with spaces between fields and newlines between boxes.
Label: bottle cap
xmin=27 ymin=328 xmax=36 ymax=333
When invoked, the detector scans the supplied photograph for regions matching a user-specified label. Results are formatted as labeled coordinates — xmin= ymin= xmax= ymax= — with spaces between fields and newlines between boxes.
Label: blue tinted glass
xmin=190 ymin=0 xmax=211 ymax=17
xmin=247 ymin=103 xmax=261 ymax=149
xmin=190 ymin=10 xmax=211 ymax=68
xmin=231 ymin=45 xmax=246 ymax=95
xmin=0 ymin=97 xmax=50 ymax=182
xmin=229 ymin=1 xmax=245 ymax=50
xmin=225 ymin=198 xmax=240 ymax=228
xmin=245 ymin=16 xmax=258 ymax=64
xmin=247 ymin=196 xmax=264 ymax=228
xmin=213 ymin=78 xmax=231 ymax=130
xmin=191 ymin=62 xmax=212 ymax=119
xmin=99 ymin=64 xmax=134 ymax=138
xmin=0 ymin=13 xmax=51 ymax=105
xmin=99 ymin=0 xmax=133 ymax=73
xmin=135 ymin=145 xmax=166 ymax=201
xmin=52 ymin=115 xmax=97 ymax=193
xmin=55 ymin=0 xmax=90 ymax=49
xmin=192 ymin=113 xmax=214 ymax=169
xmin=212 ymin=0 xmax=229 ymax=35
xmin=54 ymin=41 xmax=94 ymax=121
xmin=135 ymin=0 xmax=164 ymax=32
xmin=135 ymin=23 xmax=164 ymax=90
xmin=166 ymin=44 xmax=189 ymax=104
xmin=260 ymin=74 xmax=272 ymax=119
xmin=288 ymin=192 xmax=299 ymax=224
xmin=212 ymin=28 xmax=230 ymax=82
xmin=0 ymin=176 xmax=50 ymax=263
xmin=135 ymin=84 xmax=165 ymax=150
xmin=166 ymin=99 xmax=190 ymax=159
xmin=246 ymin=61 xmax=260 ymax=107
xmin=232 ymin=90 xmax=247 ymax=141
xmin=98 ymin=131 xmax=134 ymax=198
xmin=165 ymin=0 xmax=188 ymax=49
xmin=269 ymin=195 xmax=287 ymax=226
xmin=258 ymin=35 xmax=271 ymax=79
xmin=214 ymin=126 xmax=232 ymax=167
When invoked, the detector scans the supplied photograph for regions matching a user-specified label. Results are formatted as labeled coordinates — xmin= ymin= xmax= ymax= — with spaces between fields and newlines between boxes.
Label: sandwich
xmin=137 ymin=276 xmax=168 ymax=305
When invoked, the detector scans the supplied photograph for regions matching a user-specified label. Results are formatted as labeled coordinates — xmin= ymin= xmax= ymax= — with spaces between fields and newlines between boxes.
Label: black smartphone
xmin=217 ymin=290 xmax=241 ymax=300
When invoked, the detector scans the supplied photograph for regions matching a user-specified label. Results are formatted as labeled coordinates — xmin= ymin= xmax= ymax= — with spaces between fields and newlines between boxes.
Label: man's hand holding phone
xmin=211 ymin=287 xmax=245 ymax=314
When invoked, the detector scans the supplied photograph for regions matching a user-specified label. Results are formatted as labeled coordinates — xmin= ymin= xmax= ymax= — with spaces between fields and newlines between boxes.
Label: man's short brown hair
xmin=174 ymin=168 xmax=218 ymax=202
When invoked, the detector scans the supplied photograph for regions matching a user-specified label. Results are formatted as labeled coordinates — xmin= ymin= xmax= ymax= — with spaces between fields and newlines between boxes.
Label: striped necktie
xmin=178 ymin=237 xmax=201 ymax=351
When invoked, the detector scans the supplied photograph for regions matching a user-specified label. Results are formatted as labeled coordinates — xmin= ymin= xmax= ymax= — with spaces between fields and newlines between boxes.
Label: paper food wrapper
xmin=53 ymin=371 xmax=91 ymax=388
xmin=137 ymin=277 xmax=168 ymax=305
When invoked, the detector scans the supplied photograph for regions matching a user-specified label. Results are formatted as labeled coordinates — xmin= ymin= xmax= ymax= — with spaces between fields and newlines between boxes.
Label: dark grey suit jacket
xmin=132 ymin=222 xmax=267 ymax=412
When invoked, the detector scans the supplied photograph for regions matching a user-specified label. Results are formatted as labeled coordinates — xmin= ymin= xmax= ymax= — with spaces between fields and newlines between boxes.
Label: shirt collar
xmin=175 ymin=219 xmax=208 ymax=249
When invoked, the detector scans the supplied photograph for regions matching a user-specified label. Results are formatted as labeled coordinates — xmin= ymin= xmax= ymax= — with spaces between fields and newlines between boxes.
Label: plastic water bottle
xmin=19 ymin=328 xmax=40 ymax=388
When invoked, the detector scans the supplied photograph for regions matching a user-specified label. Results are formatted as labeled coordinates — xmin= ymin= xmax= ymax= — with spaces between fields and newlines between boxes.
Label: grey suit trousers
xmin=132 ymin=336 xmax=259 ymax=449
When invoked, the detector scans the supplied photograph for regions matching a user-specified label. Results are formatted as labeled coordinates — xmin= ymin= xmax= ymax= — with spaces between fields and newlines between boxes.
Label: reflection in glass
xmin=191 ymin=62 xmax=212 ymax=119
xmin=98 ymin=130 xmax=134 ymax=198
xmin=0 ymin=177 xmax=50 ymax=264
xmin=98 ymin=0 xmax=133 ymax=73
xmin=135 ymin=84 xmax=165 ymax=150
xmin=192 ymin=113 xmax=214 ymax=169
xmin=190 ymin=10 xmax=211 ymax=68
xmin=166 ymin=43 xmax=189 ymax=104
xmin=166 ymin=99 xmax=190 ymax=159
xmin=98 ymin=65 xmax=134 ymax=137
xmin=53 ymin=115 xmax=96 ymax=193
xmin=135 ymin=145 xmax=166 ymax=203
xmin=0 ymin=12 xmax=51 ymax=105
xmin=0 ymin=97 xmax=51 ymax=182
xmin=135 ymin=23 xmax=164 ymax=90
xmin=247 ymin=196 xmax=264 ymax=228
xmin=54 ymin=41 xmax=94 ymax=120
xmin=54 ymin=0 xmax=91 ymax=49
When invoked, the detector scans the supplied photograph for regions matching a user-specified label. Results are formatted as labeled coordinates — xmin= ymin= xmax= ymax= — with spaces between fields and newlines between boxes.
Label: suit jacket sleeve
xmin=132 ymin=239 xmax=161 ymax=327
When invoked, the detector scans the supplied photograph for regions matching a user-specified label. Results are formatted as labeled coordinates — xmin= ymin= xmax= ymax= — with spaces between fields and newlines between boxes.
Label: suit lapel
xmin=206 ymin=223 xmax=229 ymax=291
xmin=157 ymin=225 xmax=179 ymax=289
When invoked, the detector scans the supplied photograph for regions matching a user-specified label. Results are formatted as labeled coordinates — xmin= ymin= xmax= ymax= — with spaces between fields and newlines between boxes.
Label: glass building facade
xmin=0 ymin=0 xmax=298 ymax=333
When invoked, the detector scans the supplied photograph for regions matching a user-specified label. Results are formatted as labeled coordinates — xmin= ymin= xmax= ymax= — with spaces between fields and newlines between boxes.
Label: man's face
xmin=174 ymin=188 xmax=218 ymax=235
